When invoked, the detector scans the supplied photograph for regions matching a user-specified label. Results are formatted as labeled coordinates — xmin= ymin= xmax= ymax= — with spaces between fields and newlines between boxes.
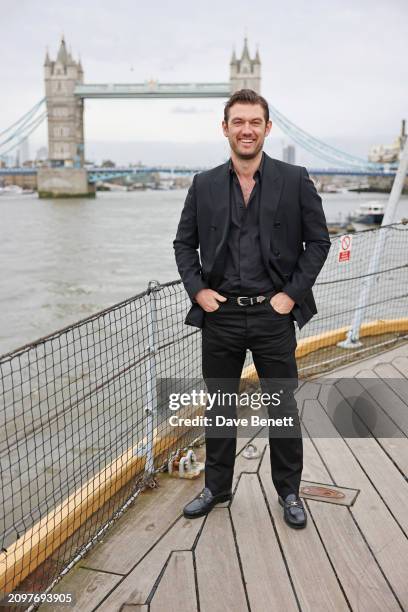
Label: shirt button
xmin=274 ymin=222 xmax=281 ymax=227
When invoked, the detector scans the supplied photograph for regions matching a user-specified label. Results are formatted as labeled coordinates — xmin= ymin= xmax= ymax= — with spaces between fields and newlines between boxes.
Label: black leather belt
xmin=226 ymin=294 xmax=275 ymax=306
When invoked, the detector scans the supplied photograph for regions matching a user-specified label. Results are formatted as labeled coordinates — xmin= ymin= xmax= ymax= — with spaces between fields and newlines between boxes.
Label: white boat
xmin=0 ymin=185 xmax=24 ymax=195
xmin=351 ymin=200 xmax=384 ymax=229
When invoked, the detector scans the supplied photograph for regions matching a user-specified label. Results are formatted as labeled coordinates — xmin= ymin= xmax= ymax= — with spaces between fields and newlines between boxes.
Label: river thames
xmin=1 ymin=189 xmax=408 ymax=356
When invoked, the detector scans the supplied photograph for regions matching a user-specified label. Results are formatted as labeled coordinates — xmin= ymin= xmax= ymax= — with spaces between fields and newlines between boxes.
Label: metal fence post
xmin=143 ymin=280 xmax=160 ymax=474
xmin=339 ymin=139 xmax=408 ymax=348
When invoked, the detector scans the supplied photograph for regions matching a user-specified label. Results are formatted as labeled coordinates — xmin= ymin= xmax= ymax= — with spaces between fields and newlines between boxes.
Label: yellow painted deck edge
xmin=241 ymin=318 xmax=408 ymax=381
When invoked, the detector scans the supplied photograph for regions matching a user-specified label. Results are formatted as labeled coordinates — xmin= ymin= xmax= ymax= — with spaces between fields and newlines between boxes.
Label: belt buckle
xmin=237 ymin=296 xmax=248 ymax=306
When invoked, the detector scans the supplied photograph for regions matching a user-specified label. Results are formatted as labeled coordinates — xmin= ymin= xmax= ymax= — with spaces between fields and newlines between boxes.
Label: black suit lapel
xmin=208 ymin=162 xmax=230 ymax=274
xmin=259 ymin=154 xmax=284 ymax=272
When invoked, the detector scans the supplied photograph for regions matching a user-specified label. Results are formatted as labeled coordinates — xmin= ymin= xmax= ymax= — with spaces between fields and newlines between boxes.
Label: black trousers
xmin=202 ymin=297 xmax=302 ymax=499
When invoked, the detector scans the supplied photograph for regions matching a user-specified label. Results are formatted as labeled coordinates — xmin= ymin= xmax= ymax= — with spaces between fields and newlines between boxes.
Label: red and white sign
xmin=338 ymin=234 xmax=352 ymax=262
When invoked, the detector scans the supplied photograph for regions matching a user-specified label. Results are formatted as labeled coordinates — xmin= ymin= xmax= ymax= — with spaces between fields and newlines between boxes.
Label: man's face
xmin=222 ymin=103 xmax=272 ymax=160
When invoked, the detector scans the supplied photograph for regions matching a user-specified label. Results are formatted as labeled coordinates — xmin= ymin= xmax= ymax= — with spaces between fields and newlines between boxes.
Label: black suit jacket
xmin=173 ymin=153 xmax=331 ymax=330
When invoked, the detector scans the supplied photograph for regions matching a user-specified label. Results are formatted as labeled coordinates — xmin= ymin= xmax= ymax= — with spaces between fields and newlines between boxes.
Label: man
xmin=173 ymin=89 xmax=330 ymax=529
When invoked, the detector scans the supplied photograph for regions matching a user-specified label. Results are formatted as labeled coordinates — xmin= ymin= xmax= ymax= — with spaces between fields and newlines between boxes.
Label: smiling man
xmin=173 ymin=89 xmax=331 ymax=529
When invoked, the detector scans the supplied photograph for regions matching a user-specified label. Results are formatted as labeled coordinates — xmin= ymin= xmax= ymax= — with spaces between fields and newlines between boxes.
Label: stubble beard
xmin=230 ymin=138 xmax=264 ymax=161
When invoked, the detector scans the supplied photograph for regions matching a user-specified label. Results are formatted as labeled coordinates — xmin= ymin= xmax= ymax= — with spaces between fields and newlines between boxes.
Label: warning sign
xmin=338 ymin=234 xmax=352 ymax=262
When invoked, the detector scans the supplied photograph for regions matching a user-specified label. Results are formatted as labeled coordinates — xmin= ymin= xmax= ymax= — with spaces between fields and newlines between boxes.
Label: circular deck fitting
xmin=300 ymin=485 xmax=345 ymax=499
xmin=242 ymin=443 xmax=261 ymax=459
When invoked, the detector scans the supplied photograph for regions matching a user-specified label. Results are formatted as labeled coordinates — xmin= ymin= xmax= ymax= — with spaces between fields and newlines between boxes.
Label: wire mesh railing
xmin=299 ymin=222 xmax=408 ymax=374
xmin=0 ymin=222 xmax=407 ymax=602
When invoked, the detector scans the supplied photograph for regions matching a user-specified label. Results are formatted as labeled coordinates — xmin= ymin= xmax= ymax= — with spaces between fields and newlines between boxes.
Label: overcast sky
xmin=1 ymin=0 xmax=407 ymax=166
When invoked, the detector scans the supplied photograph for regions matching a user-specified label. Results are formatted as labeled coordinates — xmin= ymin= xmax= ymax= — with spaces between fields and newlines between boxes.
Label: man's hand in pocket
xmin=270 ymin=292 xmax=295 ymax=314
xmin=194 ymin=289 xmax=227 ymax=312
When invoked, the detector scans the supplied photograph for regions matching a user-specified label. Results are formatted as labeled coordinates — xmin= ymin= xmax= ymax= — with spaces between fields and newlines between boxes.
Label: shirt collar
xmin=228 ymin=151 xmax=265 ymax=179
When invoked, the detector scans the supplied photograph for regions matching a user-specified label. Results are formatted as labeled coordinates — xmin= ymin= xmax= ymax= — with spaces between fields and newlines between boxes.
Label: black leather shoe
xmin=278 ymin=493 xmax=307 ymax=529
xmin=183 ymin=487 xmax=232 ymax=519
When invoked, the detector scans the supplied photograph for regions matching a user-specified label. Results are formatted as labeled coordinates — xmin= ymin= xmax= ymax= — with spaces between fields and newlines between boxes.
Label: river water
xmin=1 ymin=189 xmax=408 ymax=356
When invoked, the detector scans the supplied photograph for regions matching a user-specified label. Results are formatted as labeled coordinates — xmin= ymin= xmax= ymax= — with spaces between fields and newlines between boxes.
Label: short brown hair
xmin=224 ymin=89 xmax=269 ymax=124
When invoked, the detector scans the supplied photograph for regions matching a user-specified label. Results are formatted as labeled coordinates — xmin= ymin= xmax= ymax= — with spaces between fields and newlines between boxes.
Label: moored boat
xmin=351 ymin=200 xmax=384 ymax=230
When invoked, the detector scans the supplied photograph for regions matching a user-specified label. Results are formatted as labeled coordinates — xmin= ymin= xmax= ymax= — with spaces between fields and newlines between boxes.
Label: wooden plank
xmin=195 ymin=508 xmax=248 ymax=612
xmin=374 ymin=361 xmax=408 ymax=408
xmin=388 ymin=344 xmax=408 ymax=359
xmin=308 ymin=500 xmax=401 ymax=612
xmin=77 ymin=439 xmax=261 ymax=606
xmin=392 ymin=355 xmax=408 ymax=377
xmin=150 ymin=551 xmax=197 ymax=612
xmin=233 ymin=441 xmax=267 ymax=489
xmin=81 ymin=469 xmax=205 ymax=574
xmin=317 ymin=378 xmax=408 ymax=477
xmin=327 ymin=369 xmax=408 ymax=443
xmin=356 ymin=368 xmax=408 ymax=436
xmin=38 ymin=567 xmax=121 ymax=612
xmin=259 ymin=453 xmax=349 ymax=612
xmin=393 ymin=343 xmax=408 ymax=356
xmin=302 ymin=437 xmax=335 ymax=484
xmin=320 ymin=380 xmax=408 ymax=508
xmin=97 ymin=516 xmax=204 ymax=610
xmin=272 ymin=432 xmax=400 ymax=611
xmin=81 ymin=438 xmax=264 ymax=572
xmin=321 ymin=343 xmax=407 ymax=379
xmin=342 ymin=436 xmax=408 ymax=536
xmin=302 ymin=399 xmax=408 ymax=606
xmin=230 ymin=473 xmax=298 ymax=611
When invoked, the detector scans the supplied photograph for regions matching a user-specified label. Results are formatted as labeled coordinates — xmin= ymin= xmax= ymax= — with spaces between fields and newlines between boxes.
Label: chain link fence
xmin=0 ymin=222 xmax=407 ymax=601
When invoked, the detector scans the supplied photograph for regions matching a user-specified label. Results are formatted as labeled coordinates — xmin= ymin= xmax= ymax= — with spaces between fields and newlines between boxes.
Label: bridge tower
xmin=44 ymin=36 xmax=84 ymax=167
xmin=230 ymin=38 xmax=261 ymax=94
xmin=39 ymin=37 xmax=94 ymax=197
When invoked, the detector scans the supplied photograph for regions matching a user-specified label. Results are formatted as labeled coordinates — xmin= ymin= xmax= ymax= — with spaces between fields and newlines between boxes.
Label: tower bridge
xmin=37 ymin=36 xmax=259 ymax=197
xmin=0 ymin=37 xmax=403 ymax=197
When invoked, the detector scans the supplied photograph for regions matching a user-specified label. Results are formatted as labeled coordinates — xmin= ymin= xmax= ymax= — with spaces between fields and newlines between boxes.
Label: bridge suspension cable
xmin=0 ymin=96 xmax=392 ymax=172
xmin=269 ymin=102 xmax=385 ymax=170
xmin=0 ymin=97 xmax=47 ymax=157
xmin=0 ymin=112 xmax=47 ymax=157
xmin=0 ymin=107 xmax=48 ymax=150
xmin=0 ymin=98 xmax=45 ymax=139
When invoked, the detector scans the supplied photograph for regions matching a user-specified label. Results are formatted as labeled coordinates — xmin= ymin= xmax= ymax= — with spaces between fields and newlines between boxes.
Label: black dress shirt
xmin=216 ymin=152 xmax=275 ymax=295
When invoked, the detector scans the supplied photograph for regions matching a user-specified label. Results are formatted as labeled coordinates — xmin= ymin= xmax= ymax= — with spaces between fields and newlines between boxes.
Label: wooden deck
xmin=40 ymin=343 xmax=408 ymax=612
